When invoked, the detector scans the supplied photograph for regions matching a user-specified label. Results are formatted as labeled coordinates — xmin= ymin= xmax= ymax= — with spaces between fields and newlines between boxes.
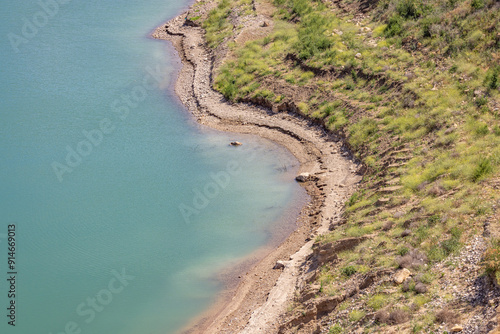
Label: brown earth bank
xmin=152 ymin=7 xmax=362 ymax=334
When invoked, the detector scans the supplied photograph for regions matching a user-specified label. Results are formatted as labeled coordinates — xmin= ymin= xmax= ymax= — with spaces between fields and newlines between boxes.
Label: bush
xmin=467 ymin=30 xmax=485 ymax=49
xmin=494 ymin=126 xmax=500 ymax=136
xmin=427 ymin=214 xmax=440 ymax=227
xmin=342 ymin=265 xmax=358 ymax=277
xmin=329 ymin=324 xmax=343 ymax=334
xmin=485 ymin=66 xmax=500 ymax=90
xmin=388 ymin=309 xmax=409 ymax=324
xmin=471 ymin=158 xmax=492 ymax=182
xmin=385 ymin=15 xmax=403 ymax=37
xmin=397 ymin=0 xmax=421 ymax=19
xmin=436 ymin=308 xmax=457 ymax=324
xmin=397 ymin=249 xmax=428 ymax=269
xmin=368 ymin=294 xmax=388 ymax=310
xmin=473 ymin=121 xmax=489 ymax=136
xmin=475 ymin=97 xmax=488 ymax=107
xmin=202 ymin=0 xmax=233 ymax=48
xmin=349 ymin=309 xmax=366 ymax=322
xmin=398 ymin=247 xmax=410 ymax=256
xmin=295 ymin=13 xmax=332 ymax=60
xmin=374 ymin=309 xmax=389 ymax=324
xmin=471 ymin=0 xmax=485 ymax=9
xmin=484 ymin=240 xmax=500 ymax=276
xmin=421 ymin=17 xmax=434 ymax=38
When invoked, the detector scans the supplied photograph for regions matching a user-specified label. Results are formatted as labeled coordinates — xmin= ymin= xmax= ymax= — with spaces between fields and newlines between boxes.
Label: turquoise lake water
xmin=0 ymin=1 xmax=304 ymax=333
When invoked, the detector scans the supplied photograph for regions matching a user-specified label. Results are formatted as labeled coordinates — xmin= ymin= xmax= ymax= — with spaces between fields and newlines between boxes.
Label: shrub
xmin=295 ymin=13 xmax=332 ymax=60
xmin=329 ymin=324 xmax=343 ymax=334
xmin=475 ymin=97 xmax=488 ymax=107
xmin=473 ymin=121 xmax=489 ymax=136
xmin=494 ymin=126 xmax=500 ymax=136
xmin=388 ymin=309 xmax=409 ymax=324
xmin=368 ymin=294 xmax=388 ymax=310
xmin=202 ymin=0 xmax=233 ymax=48
xmin=467 ymin=30 xmax=485 ymax=49
xmin=471 ymin=0 xmax=485 ymax=9
xmin=471 ymin=158 xmax=492 ymax=182
xmin=397 ymin=249 xmax=428 ymax=269
xmin=351 ymin=69 xmax=358 ymax=83
xmin=398 ymin=247 xmax=410 ymax=256
xmin=397 ymin=0 xmax=421 ymax=19
xmin=348 ymin=118 xmax=378 ymax=149
xmin=420 ymin=16 xmax=440 ymax=38
xmin=342 ymin=265 xmax=358 ymax=277
xmin=427 ymin=214 xmax=440 ymax=227
xmin=349 ymin=309 xmax=366 ymax=322
xmin=385 ymin=15 xmax=403 ymax=37
xmin=488 ymin=72 xmax=498 ymax=90
xmin=483 ymin=239 xmax=500 ymax=276
xmin=347 ymin=192 xmax=360 ymax=206
xmin=485 ymin=66 xmax=500 ymax=90
xmin=374 ymin=309 xmax=390 ymax=324
xmin=435 ymin=308 xmax=457 ymax=324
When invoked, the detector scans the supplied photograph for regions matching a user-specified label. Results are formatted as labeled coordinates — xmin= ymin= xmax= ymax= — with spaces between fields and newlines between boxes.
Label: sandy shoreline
xmin=152 ymin=8 xmax=362 ymax=333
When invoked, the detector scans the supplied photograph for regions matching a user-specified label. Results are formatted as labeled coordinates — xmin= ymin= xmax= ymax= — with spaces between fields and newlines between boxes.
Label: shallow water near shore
xmin=0 ymin=1 xmax=304 ymax=333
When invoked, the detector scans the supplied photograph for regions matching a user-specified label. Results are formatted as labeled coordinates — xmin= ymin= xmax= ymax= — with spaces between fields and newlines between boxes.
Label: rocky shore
xmin=152 ymin=9 xmax=362 ymax=334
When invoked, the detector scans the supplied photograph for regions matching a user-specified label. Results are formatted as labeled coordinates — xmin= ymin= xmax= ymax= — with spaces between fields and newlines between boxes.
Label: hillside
xmin=172 ymin=0 xmax=500 ymax=332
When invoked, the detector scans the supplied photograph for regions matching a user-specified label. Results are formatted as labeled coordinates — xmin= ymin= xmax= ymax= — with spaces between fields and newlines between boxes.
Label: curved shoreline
xmin=152 ymin=11 xmax=361 ymax=334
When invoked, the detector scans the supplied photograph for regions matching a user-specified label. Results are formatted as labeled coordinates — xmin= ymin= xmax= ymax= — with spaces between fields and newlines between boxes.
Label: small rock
xmin=273 ymin=260 xmax=286 ymax=269
xmin=295 ymin=173 xmax=311 ymax=182
xmin=393 ymin=211 xmax=405 ymax=219
xmin=444 ymin=126 xmax=456 ymax=135
xmin=452 ymin=324 xmax=463 ymax=332
xmin=415 ymin=282 xmax=428 ymax=294
xmin=355 ymin=53 xmax=362 ymax=59
xmin=230 ymin=141 xmax=242 ymax=146
xmin=473 ymin=89 xmax=484 ymax=97
xmin=376 ymin=198 xmax=390 ymax=206
xmin=401 ymin=229 xmax=411 ymax=237
xmin=260 ymin=21 xmax=269 ymax=27
xmin=394 ymin=268 xmax=411 ymax=284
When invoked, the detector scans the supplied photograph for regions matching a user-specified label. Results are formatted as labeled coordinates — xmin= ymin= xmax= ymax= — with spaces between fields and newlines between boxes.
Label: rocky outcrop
xmin=311 ymin=236 xmax=368 ymax=265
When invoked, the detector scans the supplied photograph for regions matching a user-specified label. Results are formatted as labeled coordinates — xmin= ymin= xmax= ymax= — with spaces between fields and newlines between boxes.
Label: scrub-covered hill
xmin=183 ymin=0 xmax=500 ymax=332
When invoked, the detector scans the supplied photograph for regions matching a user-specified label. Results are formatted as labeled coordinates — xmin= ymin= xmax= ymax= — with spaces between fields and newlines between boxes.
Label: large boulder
xmin=296 ymin=173 xmax=311 ymax=182
xmin=393 ymin=268 xmax=411 ymax=284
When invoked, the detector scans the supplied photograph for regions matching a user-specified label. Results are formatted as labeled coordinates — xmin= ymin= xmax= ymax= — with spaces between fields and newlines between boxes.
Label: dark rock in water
xmin=230 ymin=141 xmax=242 ymax=146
